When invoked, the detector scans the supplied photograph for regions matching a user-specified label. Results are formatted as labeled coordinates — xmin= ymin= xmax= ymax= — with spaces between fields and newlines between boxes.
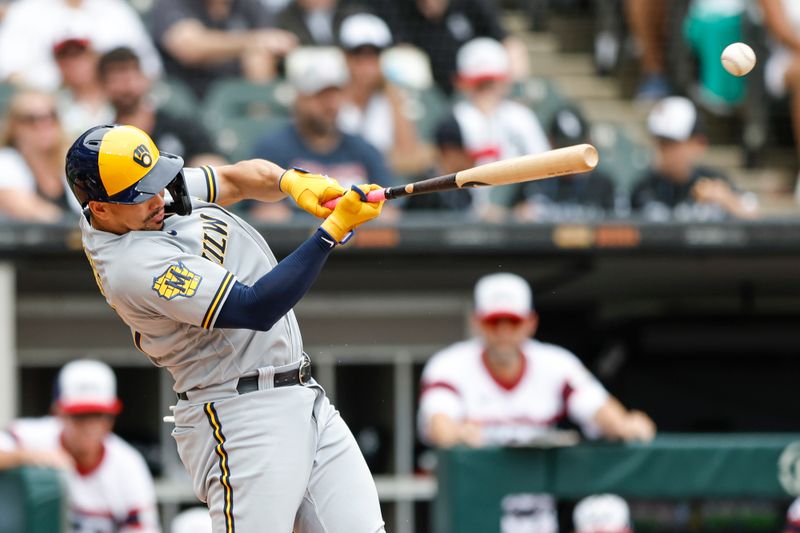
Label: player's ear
xmin=87 ymin=201 xmax=110 ymax=221
xmin=527 ymin=312 xmax=539 ymax=337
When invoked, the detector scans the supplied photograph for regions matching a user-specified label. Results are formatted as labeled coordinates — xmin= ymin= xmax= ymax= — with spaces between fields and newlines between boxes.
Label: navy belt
xmin=177 ymin=357 xmax=312 ymax=401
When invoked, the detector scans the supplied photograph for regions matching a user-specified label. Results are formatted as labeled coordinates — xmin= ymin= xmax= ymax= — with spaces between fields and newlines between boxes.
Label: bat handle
xmin=321 ymin=188 xmax=387 ymax=210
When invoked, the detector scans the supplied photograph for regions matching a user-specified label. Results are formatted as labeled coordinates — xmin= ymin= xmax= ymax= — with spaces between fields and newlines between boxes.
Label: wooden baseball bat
xmin=322 ymin=144 xmax=599 ymax=208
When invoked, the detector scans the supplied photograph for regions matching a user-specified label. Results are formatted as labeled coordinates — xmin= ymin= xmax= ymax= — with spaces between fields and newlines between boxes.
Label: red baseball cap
xmin=53 ymin=37 xmax=91 ymax=57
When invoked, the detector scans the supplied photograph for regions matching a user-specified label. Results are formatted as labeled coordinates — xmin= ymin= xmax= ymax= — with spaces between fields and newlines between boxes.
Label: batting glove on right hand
xmin=279 ymin=167 xmax=346 ymax=218
xmin=320 ymin=184 xmax=384 ymax=243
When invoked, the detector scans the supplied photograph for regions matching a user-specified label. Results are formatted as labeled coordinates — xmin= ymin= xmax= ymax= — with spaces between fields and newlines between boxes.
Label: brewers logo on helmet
xmin=66 ymin=124 xmax=192 ymax=216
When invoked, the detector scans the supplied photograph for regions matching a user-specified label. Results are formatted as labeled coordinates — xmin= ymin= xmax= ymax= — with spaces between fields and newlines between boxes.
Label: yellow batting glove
xmin=279 ymin=167 xmax=346 ymax=218
xmin=320 ymin=184 xmax=384 ymax=243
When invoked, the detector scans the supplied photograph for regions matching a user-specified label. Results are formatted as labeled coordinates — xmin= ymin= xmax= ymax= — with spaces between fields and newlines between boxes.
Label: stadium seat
xmin=511 ymin=76 xmax=571 ymax=130
xmin=398 ymin=85 xmax=451 ymax=142
xmin=202 ymin=78 xmax=293 ymax=131
xmin=590 ymin=122 xmax=652 ymax=198
xmin=213 ymin=116 xmax=289 ymax=162
xmin=0 ymin=82 xmax=16 ymax=116
xmin=150 ymin=77 xmax=199 ymax=118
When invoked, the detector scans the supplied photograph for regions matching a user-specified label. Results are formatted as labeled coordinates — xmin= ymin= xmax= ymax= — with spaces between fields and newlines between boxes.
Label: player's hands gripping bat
xmin=321 ymin=144 xmax=599 ymax=209
xmin=279 ymin=167 xmax=346 ymax=218
xmin=320 ymin=184 xmax=385 ymax=243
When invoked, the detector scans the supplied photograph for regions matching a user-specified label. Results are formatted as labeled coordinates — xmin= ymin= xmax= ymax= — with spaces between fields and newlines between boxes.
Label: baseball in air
xmin=721 ymin=42 xmax=756 ymax=77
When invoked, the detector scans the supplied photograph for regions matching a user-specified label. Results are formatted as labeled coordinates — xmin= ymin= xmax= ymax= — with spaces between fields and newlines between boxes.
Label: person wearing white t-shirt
xmin=450 ymin=38 xmax=551 ymax=221
xmin=0 ymin=0 xmax=162 ymax=91
xmin=0 ymin=359 xmax=160 ymax=533
xmin=337 ymin=13 xmax=431 ymax=176
xmin=418 ymin=273 xmax=655 ymax=533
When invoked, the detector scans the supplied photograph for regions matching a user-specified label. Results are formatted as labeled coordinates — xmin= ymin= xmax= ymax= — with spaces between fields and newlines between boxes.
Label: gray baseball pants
xmin=172 ymin=374 xmax=385 ymax=533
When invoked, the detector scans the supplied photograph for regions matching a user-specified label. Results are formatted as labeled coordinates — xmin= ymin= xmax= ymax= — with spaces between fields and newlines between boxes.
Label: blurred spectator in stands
xmin=761 ymin=0 xmax=800 ymax=201
xmin=449 ymin=37 xmax=550 ymax=221
xmin=150 ymin=0 xmax=297 ymax=99
xmin=403 ymin=114 xmax=473 ymax=211
xmin=173 ymin=507 xmax=212 ymax=533
xmin=0 ymin=89 xmax=80 ymax=222
xmin=418 ymin=273 xmax=655 ymax=532
xmin=250 ymin=47 xmax=394 ymax=220
xmin=0 ymin=359 xmax=159 ymax=532
xmin=573 ymin=494 xmax=633 ymax=533
xmin=276 ymin=0 xmax=355 ymax=46
xmin=516 ymin=107 xmax=616 ymax=222
xmin=0 ymin=0 xmax=162 ymax=91
xmin=785 ymin=497 xmax=800 ymax=533
xmin=626 ymin=0 xmax=671 ymax=101
xmin=99 ymin=47 xmax=225 ymax=168
xmin=0 ymin=0 xmax=12 ymax=22
xmin=631 ymin=96 xmax=759 ymax=220
xmin=338 ymin=13 xmax=432 ymax=176
xmin=52 ymin=37 xmax=114 ymax=142
xmin=375 ymin=0 xmax=528 ymax=95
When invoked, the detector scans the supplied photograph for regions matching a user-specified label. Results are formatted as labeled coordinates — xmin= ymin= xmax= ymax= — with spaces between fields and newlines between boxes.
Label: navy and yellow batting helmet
xmin=66 ymin=124 xmax=192 ymax=215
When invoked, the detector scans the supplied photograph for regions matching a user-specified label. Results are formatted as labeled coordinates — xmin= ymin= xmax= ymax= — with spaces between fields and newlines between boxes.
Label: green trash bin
xmin=0 ymin=467 xmax=66 ymax=533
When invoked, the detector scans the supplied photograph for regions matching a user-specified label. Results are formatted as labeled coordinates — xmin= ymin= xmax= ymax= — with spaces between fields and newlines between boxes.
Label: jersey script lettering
xmin=200 ymin=213 xmax=229 ymax=265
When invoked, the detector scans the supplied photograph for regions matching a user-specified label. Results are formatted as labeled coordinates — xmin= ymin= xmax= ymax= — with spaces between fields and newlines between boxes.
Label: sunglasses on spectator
xmin=13 ymin=110 xmax=58 ymax=125
xmin=480 ymin=315 xmax=525 ymax=328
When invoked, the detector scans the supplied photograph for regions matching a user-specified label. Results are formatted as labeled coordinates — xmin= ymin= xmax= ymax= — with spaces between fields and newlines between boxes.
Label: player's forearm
xmin=163 ymin=22 xmax=254 ymax=65
xmin=593 ymin=397 xmax=656 ymax=442
xmin=212 ymin=159 xmax=287 ymax=206
xmin=0 ymin=449 xmax=24 ymax=470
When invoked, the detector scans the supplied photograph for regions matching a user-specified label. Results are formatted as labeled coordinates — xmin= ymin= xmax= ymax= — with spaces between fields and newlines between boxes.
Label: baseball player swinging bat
xmin=322 ymin=143 xmax=600 ymax=208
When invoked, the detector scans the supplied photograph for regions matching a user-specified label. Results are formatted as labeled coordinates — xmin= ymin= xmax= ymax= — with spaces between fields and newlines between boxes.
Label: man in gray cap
xmin=250 ymin=46 xmax=394 ymax=220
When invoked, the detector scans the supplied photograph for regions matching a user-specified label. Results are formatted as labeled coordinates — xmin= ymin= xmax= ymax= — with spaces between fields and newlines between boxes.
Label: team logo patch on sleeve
xmin=152 ymin=262 xmax=202 ymax=300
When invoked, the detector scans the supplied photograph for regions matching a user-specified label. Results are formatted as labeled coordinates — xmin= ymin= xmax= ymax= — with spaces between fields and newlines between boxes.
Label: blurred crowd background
xmin=2 ymin=0 xmax=800 ymax=225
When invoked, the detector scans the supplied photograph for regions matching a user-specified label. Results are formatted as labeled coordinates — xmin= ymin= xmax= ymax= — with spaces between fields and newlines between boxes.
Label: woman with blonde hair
xmin=0 ymin=89 xmax=78 ymax=221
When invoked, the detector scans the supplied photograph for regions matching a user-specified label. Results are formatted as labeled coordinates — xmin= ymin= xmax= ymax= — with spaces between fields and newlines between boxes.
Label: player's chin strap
xmin=164 ymin=171 xmax=192 ymax=216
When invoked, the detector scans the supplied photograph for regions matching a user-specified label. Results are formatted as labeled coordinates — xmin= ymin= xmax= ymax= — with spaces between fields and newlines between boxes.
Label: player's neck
xmin=483 ymin=348 xmax=525 ymax=384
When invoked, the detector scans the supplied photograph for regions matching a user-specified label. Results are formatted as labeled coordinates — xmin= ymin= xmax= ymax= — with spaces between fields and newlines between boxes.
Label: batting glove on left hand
xmin=279 ymin=167 xmax=346 ymax=218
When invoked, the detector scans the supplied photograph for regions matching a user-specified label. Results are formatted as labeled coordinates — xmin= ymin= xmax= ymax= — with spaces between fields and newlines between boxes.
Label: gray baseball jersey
xmin=80 ymin=166 xmax=385 ymax=533
xmin=80 ymin=166 xmax=302 ymax=393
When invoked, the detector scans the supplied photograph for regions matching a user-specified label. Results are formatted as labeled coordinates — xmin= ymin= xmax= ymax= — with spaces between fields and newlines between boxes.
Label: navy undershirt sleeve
xmin=215 ymin=228 xmax=335 ymax=331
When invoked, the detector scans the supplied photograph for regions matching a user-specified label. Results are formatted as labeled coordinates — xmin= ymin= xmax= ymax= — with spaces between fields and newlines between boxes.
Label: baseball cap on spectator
xmin=474 ymin=273 xmax=533 ymax=321
xmin=286 ymin=47 xmax=349 ymax=95
xmin=573 ymin=494 xmax=632 ymax=533
xmin=55 ymin=359 xmax=122 ymax=415
xmin=53 ymin=37 xmax=91 ymax=58
xmin=647 ymin=96 xmax=705 ymax=142
xmin=456 ymin=37 xmax=510 ymax=86
xmin=339 ymin=13 xmax=392 ymax=51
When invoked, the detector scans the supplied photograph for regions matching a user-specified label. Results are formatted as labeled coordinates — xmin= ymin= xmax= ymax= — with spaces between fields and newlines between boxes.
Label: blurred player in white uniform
xmin=573 ymin=494 xmax=632 ymax=533
xmin=0 ymin=359 xmax=159 ymax=533
xmin=450 ymin=38 xmax=551 ymax=220
xmin=418 ymin=273 xmax=655 ymax=532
